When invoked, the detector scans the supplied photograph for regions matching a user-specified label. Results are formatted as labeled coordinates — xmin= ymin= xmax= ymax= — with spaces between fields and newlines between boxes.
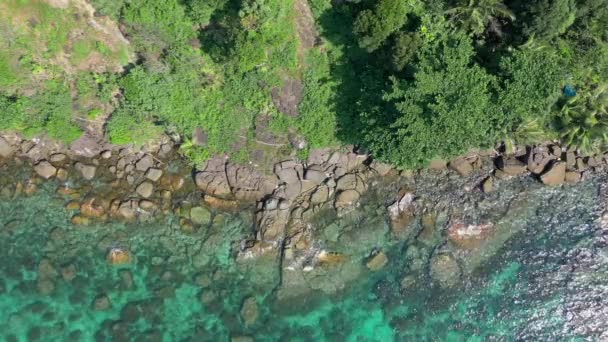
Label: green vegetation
xmin=0 ymin=0 xmax=607 ymax=167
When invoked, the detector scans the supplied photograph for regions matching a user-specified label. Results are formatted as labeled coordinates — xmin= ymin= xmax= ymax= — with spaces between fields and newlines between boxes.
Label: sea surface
xmin=1 ymin=171 xmax=608 ymax=341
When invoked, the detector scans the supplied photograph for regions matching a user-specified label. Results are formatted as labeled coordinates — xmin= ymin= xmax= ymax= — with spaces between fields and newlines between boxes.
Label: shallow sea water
xmin=1 ymin=175 xmax=608 ymax=341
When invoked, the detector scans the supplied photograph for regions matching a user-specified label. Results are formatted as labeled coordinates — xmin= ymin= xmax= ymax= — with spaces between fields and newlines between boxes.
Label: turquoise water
xmin=1 ymin=172 xmax=607 ymax=340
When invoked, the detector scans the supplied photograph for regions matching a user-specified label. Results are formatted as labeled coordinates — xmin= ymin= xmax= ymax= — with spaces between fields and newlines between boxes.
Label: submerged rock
xmin=190 ymin=206 xmax=211 ymax=225
xmin=366 ymin=251 xmax=388 ymax=271
xmin=93 ymin=294 xmax=111 ymax=311
xmin=429 ymin=253 xmax=461 ymax=288
xmin=240 ymin=297 xmax=260 ymax=327
xmin=106 ymin=248 xmax=132 ymax=265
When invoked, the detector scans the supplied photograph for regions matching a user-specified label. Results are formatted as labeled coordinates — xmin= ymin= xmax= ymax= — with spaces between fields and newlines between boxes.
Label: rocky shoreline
xmin=1 ymin=131 xmax=606 ymax=297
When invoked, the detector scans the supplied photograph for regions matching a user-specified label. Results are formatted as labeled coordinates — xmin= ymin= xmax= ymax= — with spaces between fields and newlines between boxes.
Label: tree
xmin=445 ymin=0 xmax=515 ymax=37
xmin=522 ymin=0 xmax=577 ymax=41
xmin=362 ymin=29 xmax=498 ymax=168
xmin=353 ymin=0 xmax=422 ymax=52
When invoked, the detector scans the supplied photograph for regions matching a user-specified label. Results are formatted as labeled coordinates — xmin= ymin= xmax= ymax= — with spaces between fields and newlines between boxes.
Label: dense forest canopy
xmin=0 ymin=0 xmax=607 ymax=168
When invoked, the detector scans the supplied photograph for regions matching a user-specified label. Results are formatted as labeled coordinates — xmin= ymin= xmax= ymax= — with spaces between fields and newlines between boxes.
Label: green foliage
xmin=0 ymin=80 xmax=82 ymax=143
xmin=364 ymin=30 xmax=498 ymax=168
xmin=522 ymin=0 xmax=577 ymax=41
xmin=0 ymin=52 xmax=18 ymax=88
xmin=297 ymin=50 xmax=338 ymax=148
xmin=122 ymin=0 xmax=195 ymax=53
xmin=556 ymin=83 xmax=608 ymax=154
xmin=499 ymin=47 xmax=565 ymax=125
xmin=391 ymin=32 xmax=421 ymax=71
xmin=184 ymin=0 xmax=229 ymax=26
xmin=353 ymin=0 xmax=421 ymax=52
xmin=445 ymin=0 xmax=515 ymax=36
xmin=107 ymin=108 xmax=162 ymax=145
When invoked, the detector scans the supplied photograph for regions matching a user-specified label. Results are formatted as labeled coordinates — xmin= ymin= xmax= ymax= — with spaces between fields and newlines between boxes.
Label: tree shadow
xmin=315 ymin=4 xmax=398 ymax=147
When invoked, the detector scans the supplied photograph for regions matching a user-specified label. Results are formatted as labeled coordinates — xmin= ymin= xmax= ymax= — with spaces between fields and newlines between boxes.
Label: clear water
xmin=1 ymin=170 xmax=607 ymax=341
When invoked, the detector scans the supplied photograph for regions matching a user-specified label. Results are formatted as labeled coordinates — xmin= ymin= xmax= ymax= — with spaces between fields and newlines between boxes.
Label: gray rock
xmin=310 ymin=185 xmax=330 ymax=204
xmin=75 ymin=162 xmax=96 ymax=180
xmin=145 ymin=168 xmax=163 ymax=182
xmin=335 ymin=190 xmax=360 ymax=209
xmin=49 ymin=153 xmax=67 ymax=163
xmin=136 ymin=182 xmax=154 ymax=198
xmin=336 ymin=174 xmax=357 ymax=191
xmin=0 ymin=136 xmax=15 ymax=158
xmin=34 ymin=161 xmax=57 ymax=179
xmin=303 ymin=169 xmax=326 ymax=183
xmin=136 ymin=155 xmax=154 ymax=172
xmin=276 ymin=167 xmax=299 ymax=184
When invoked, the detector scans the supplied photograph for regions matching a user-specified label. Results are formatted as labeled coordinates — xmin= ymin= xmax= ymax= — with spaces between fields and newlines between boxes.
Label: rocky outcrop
xmin=0 ymin=136 xmax=15 ymax=158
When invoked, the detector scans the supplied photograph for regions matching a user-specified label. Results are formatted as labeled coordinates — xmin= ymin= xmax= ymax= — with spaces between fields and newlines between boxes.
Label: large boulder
xmin=334 ymin=190 xmax=360 ymax=209
xmin=34 ymin=160 xmax=57 ymax=179
xmin=497 ymin=156 xmax=527 ymax=176
xmin=195 ymin=157 xmax=232 ymax=197
xmin=541 ymin=161 xmax=566 ymax=186
xmin=449 ymin=157 xmax=473 ymax=176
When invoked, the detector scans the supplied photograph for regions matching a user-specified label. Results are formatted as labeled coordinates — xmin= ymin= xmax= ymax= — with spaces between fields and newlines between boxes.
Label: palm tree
xmin=445 ymin=0 xmax=515 ymax=36
xmin=559 ymin=83 xmax=608 ymax=154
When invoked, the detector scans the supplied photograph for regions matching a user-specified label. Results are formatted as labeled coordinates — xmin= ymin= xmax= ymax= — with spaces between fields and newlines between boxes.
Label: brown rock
xmin=34 ymin=161 xmax=57 ymax=179
xmin=75 ymin=162 xmax=96 ymax=180
xmin=145 ymin=168 xmax=163 ymax=182
xmin=334 ymin=190 xmax=360 ymax=209
xmin=303 ymin=169 xmax=326 ymax=183
xmin=203 ymin=195 xmax=239 ymax=211
xmin=193 ymin=127 xmax=208 ymax=146
xmin=106 ymin=248 xmax=132 ymax=265
xmin=449 ymin=157 xmax=473 ymax=176
xmin=136 ymin=182 xmax=154 ymax=198
xmin=135 ymin=155 xmax=154 ymax=172
xmin=366 ymin=251 xmax=388 ymax=271
xmin=481 ymin=177 xmax=493 ymax=193
xmin=310 ymin=185 xmax=330 ymax=204
xmin=0 ymin=136 xmax=15 ymax=158
xmin=566 ymin=151 xmax=576 ymax=168
xmin=565 ymin=171 xmax=581 ymax=183
xmin=429 ymin=159 xmax=447 ymax=170
xmin=56 ymin=168 xmax=68 ymax=181
xmin=71 ymin=215 xmax=90 ymax=226
xmin=497 ymin=157 xmax=527 ymax=176
xmin=540 ymin=162 xmax=566 ymax=186
xmin=336 ymin=174 xmax=357 ymax=191
xmin=240 ymin=297 xmax=259 ymax=327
